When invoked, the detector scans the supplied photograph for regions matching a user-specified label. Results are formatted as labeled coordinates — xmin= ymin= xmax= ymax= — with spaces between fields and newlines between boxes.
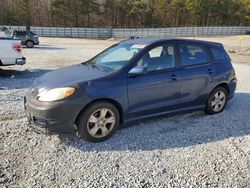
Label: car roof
xmin=121 ymin=37 xmax=223 ymax=48
xmin=14 ymin=30 xmax=27 ymax=32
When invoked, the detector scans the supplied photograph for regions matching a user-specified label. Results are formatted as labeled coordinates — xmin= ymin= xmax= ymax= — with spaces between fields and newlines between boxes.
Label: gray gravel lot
xmin=0 ymin=37 xmax=250 ymax=187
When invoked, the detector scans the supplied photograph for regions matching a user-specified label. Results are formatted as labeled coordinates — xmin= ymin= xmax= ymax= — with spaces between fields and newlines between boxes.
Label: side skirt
xmin=123 ymin=105 xmax=206 ymax=125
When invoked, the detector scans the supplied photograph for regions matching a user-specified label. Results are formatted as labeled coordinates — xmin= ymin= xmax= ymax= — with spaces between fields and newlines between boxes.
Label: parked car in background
xmin=0 ymin=38 xmax=26 ymax=66
xmin=24 ymin=38 xmax=237 ymax=142
xmin=13 ymin=30 xmax=39 ymax=48
xmin=0 ymin=27 xmax=12 ymax=38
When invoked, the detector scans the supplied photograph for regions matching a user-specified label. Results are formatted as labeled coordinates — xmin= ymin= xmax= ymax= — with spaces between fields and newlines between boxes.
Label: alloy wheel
xmin=87 ymin=108 xmax=115 ymax=138
xmin=26 ymin=41 xmax=34 ymax=48
xmin=211 ymin=91 xmax=226 ymax=112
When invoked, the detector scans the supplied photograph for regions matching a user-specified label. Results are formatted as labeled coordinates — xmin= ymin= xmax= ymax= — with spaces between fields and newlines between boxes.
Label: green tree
xmin=52 ymin=0 xmax=99 ymax=27
xmin=0 ymin=0 xmax=250 ymax=27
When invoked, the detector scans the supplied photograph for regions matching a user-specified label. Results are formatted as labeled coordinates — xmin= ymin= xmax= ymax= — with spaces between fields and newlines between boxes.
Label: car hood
xmin=33 ymin=64 xmax=107 ymax=90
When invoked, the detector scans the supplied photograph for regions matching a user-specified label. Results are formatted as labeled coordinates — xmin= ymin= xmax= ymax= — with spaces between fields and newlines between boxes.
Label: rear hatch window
xmin=211 ymin=47 xmax=231 ymax=62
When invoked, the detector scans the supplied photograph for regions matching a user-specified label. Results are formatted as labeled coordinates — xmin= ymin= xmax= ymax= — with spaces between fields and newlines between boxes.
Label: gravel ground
xmin=0 ymin=36 xmax=250 ymax=188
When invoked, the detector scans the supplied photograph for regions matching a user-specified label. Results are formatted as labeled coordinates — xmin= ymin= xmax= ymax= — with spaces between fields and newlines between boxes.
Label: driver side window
xmin=101 ymin=47 xmax=135 ymax=63
xmin=137 ymin=44 xmax=175 ymax=72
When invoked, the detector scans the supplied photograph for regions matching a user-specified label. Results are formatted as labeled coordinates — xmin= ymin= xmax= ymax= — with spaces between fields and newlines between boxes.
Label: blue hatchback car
xmin=24 ymin=38 xmax=237 ymax=142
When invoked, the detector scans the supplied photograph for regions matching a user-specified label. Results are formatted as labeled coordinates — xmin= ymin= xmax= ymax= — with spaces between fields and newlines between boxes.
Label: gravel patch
xmin=228 ymin=47 xmax=250 ymax=56
xmin=0 ymin=37 xmax=250 ymax=187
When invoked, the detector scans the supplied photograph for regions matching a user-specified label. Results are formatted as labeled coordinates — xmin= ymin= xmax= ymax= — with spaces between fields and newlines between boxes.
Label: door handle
xmin=208 ymin=68 xmax=214 ymax=74
xmin=171 ymin=74 xmax=177 ymax=81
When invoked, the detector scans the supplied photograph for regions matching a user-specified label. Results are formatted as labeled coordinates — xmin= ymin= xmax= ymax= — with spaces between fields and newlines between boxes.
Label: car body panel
xmin=127 ymin=69 xmax=181 ymax=118
xmin=80 ymin=74 xmax=128 ymax=112
xmin=177 ymin=63 xmax=214 ymax=107
xmin=33 ymin=64 xmax=107 ymax=90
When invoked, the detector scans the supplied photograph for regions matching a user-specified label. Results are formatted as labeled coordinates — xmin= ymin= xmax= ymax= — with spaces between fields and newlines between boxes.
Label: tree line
xmin=0 ymin=0 xmax=250 ymax=28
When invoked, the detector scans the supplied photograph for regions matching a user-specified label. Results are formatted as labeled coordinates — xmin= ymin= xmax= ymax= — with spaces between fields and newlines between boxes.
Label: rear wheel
xmin=26 ymin=40 xmax=34 ymax=48
xmin=205 ymin=87 xmax=228 ymax=115
xmin=76 ymin=102 xmax=119 ymax=142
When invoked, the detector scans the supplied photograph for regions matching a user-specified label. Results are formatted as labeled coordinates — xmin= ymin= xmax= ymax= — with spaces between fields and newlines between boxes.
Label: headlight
xmin=37 ymin=87 xmax=75 ymax=102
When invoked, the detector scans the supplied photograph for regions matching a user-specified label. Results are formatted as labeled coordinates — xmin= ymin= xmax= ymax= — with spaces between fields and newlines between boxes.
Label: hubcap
xmin=211 ymin=91 xmax=226 ymax=112
xmin=87 ymin=108 xmax=115 ymax=138
xmin=27 ymin=41 xmax=33 ymax=47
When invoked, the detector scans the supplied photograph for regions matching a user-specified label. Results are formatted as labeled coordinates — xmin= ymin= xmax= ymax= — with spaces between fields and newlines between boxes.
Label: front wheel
xmin=76 ymin=102 xmax=119 ymax=142
xmin=205 ymin=87 xmax=228 ymax=115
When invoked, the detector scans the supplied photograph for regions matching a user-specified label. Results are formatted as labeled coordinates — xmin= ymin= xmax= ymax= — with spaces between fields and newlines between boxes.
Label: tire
xmin=76 ymin=102 xmax=119 ymax=142
xmin=26 ymin=40 xmax=34 ymax=48
xmin=205 ymin=87 xmax=228 ymax=115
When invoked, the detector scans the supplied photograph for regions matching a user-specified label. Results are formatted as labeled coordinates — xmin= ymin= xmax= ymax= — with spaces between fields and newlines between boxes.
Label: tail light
xmin=12 ymin=43 xmax=22 ymax=53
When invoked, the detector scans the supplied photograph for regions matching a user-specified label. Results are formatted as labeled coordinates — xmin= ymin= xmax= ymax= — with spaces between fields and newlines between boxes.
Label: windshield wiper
xmin=82 ymin=61 xmax=107 ymax=72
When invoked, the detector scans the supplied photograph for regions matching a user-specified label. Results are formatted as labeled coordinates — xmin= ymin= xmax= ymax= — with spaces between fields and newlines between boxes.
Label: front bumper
xmin=33 ymin=38 xmax=39 ymax=45
xmin=16 ymin=57 xmax=26 ymax=65
xmin=24 ymin=92 xmax=88 ymax=134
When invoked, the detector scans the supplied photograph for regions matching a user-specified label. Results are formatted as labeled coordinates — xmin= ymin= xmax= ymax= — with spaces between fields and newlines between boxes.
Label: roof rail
xmin=130 ymin=36 xmax=139 ymax=40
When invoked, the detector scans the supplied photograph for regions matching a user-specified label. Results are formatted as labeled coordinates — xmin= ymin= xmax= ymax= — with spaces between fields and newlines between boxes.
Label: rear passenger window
xmin=179 ymin=44 xmax=208 ymax=66
xmin=211 ymin=48 xmax=231 ymax=61
xmin=16 ymin=31 xmax=23 ymax=36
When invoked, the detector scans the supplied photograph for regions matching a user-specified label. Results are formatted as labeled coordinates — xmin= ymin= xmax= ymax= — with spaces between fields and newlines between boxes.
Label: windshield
xmin=27 ymin=31 xmax=36 ymax=35
xmin=85 ymin=43 xmax=146 ymax=72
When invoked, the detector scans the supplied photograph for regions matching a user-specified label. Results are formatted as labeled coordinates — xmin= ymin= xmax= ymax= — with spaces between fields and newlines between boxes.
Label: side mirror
xmin=128 ymin=66 xmax=147 ymax=77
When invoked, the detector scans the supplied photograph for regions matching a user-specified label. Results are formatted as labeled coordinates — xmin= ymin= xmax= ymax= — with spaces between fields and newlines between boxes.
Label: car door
xmin=177 ymin=42 xmax=214 ymax=108
xmin=127 ymin=43 xmax=181 ymax=118
xmin=15 ymin=31 xmax=26 ymax=43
